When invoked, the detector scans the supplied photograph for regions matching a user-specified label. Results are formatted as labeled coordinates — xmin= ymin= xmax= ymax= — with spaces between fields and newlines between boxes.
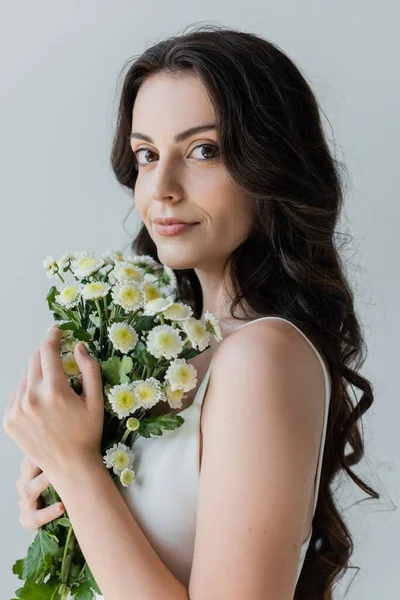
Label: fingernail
xmin=58 ymin=503 xmax=65 ymax=512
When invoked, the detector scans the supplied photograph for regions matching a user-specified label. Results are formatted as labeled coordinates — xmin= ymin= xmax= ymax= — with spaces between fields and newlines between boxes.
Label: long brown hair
xmin=110 ymin=23 xmax=380 ymax=599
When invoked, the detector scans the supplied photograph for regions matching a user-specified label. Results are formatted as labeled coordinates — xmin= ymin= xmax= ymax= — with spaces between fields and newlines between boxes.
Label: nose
xmin=150 ymin=157 xmax=184 ymax=204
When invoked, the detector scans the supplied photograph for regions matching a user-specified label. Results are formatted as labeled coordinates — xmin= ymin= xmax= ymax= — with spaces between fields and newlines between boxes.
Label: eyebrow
xmin=129 ymin=124 xmax=216 ymax=144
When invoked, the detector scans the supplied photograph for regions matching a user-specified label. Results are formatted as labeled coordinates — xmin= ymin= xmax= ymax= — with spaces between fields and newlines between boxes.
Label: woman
xmin=14 ymin=25 xmax=378 ymax=599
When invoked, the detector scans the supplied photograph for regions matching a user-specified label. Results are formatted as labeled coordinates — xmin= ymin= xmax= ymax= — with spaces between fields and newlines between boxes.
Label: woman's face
xmin=130 ymin=72 xmax=253 ymax=271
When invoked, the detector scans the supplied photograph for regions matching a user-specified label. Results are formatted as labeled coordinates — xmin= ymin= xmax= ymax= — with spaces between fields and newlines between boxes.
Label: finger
xmin=27 ymin=349 xmax=43 ymax=389
xmin=23 ymin=471 xmax=52 ymax=503
xmin=40 ymin=323 xmax=65 ymax=385
xmin=20 ymin=501 xmax=65 ymax=532
xmin=20 ymin=455 xmax=42 ymax=480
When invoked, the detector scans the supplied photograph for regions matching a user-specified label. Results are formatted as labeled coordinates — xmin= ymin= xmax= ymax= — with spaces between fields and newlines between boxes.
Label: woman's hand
xmin=2 ymin=323 xmax=105 ymax=484
xmin=16 ymin=455 xmax=65 ymax=534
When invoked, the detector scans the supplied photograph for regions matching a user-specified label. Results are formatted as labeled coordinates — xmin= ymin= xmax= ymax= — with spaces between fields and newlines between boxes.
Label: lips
xmin=153 ymin=217 xmax=198 ymax=225
xmin=154 ymin=222 xmax=199 ymax=236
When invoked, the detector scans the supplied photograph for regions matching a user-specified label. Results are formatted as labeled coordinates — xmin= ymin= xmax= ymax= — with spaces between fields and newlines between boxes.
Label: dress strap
xmin=193 ymin=316 xmax=331 ymax=514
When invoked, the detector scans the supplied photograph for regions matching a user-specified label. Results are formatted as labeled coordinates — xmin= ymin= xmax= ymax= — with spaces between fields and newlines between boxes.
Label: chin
xmin=156 ymin=249 xmax=195 ymax=271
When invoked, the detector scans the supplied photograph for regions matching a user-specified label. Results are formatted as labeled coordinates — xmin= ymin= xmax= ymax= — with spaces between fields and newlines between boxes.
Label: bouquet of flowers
xmin=11 ymin=249 xmax=222 ymax=599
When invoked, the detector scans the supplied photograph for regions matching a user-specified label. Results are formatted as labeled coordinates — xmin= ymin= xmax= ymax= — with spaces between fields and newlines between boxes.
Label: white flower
xmin=142 ymin=281 xmax=162 ymax=302
xmin=120 ymin=468 xmax=135 ymax=487
xmin=101 ymin=250 xmax=125 ymax=266
xmin=204 ymin=310 xmax=224 ymax=341
xmin=110 ymin=262 xmax=145 ymax=284
xmin=146 ymin=324 xmax=184 ymax=359
xmin=55 ymin=283 xmax=81 ymax=309
xmin=126 ymin=254 xmax=161 ymax=271
xmin=163 ymin=265 xmax=177 ymax=286
xmin=60 ymin=336 xmax=79 ymax=353
xmin=181 ymin=317 xmax=211 ymax=351
xmin=111 ymin=282 xmax=143 ymax=312
xmin=133 ymin=377 xmax=162 ymax=409
xmin=163 ymin=302 xmax=193 ymax=322
xmin=103 ymin=442 xmax=135 ymax=475
xmin=165 ymin=358 xmax=197 ymax=392
xmin=61 ymin=352 xmax=81 ymax=377
xmin=81 ymin=281 xmax=111 ymax=300
xmin=70 ymin=252 xmax=104 ymax=278
xmin=43 ymin=256 xmax=59 ymax=278
xmin=143 ymin=296 xmax=174 ymax=316
xmin=163 ymin=382 xmax=185 ymax=409
xmin=143 ymin=273 xmax=158 ymax=282
xmin=57 ymin=252 xmax=73 ymax=271
xmin=108 ymin=322 xmax=138 ymax=354
xmin=108 ymin=383 xmax=140 ymax=419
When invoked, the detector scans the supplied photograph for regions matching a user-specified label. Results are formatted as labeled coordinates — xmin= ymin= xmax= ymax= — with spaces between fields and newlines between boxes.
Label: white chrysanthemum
xmin=111 ymin=282 xmax=143 ymax=312
xmin=81 ymin=281 xmax=111 ymax=300
xmin=101 ymin=250 xmax=125 ymax=266
xmin=133 ymin=377 xmax=162 ymax=409
xmin=57 ymin=252 xmax=73 ymax=271
xmin=163 ymin=302 xmax=193 ymax=322
xmin=127 ymin=254 xmax=161 ymax=271
xmin=143 ymin=273 xmax=158 ymax=283
xmin=43 ymin=256 xmax=59 ymax=278
xmin=108 ymin=322 xmax=138 ymax=354
xmin=181 ymin=317 xmax=211 ymax=351
xmin=143 ymin=296 xmax=174 ymax=316
xmin=103 ymin=442 xmax=135 ymax=475
xmin=145 ymin=324 xmax=184 ymax=359
xmin=61 ymin=352 xmax=81 ymax=377
xmin=60 ymin=336 xmax=79 ymax=353
xmin=204 ymin=310 xmax=224 ymax=342
xmin=108 ymin=383 xmax=140 ymax=419
xmin=55 ymin=283 xmax=81 ymax=309
xmin=110 ymin=262 xmax=145 ymax=284
xmin=70 ymin=252 xmax=104 ymax=278
xmin=142 ymin=280 xmax=162 ymax=302
xmin=120 ymin=467 xmax=135 ymax=487
xmin=163 ymin=382 xmax=185 ymax=409
xmin=89 ymin=312 xmax=101 ymax=328
xmin=165 ymin=358 xmax=197 ymax=392
xmin=161 ymin=265 xmax=178 ymax=293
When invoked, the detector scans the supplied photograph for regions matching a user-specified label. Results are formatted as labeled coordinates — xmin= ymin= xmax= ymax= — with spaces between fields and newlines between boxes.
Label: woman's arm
xmin=50 ymin=455 xmax=189 ymax=600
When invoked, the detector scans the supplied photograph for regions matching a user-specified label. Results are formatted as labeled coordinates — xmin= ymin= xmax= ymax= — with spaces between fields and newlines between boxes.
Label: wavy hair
xmin=109 ymin=24 xmax=380 ymax=599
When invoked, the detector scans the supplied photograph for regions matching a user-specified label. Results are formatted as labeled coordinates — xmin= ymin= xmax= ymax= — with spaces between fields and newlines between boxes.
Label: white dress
xmin=93 ymin=316 xmax=331 ymax=596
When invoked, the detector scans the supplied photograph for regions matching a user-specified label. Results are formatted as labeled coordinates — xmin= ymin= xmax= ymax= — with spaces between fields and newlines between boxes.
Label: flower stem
xmin=95 ymin=299 xmax=104 ymax=350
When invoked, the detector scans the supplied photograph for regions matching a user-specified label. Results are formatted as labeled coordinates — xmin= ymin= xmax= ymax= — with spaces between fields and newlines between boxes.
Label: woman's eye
xmin=133 ymin=143 xmax=220 ymax=167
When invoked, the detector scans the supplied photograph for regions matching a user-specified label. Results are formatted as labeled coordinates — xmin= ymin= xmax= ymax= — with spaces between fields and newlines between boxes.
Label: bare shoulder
xmin=206 ymin=317 xmax=328 ymax=415
xmin=189 ymin=319 xmax=329 ymax=598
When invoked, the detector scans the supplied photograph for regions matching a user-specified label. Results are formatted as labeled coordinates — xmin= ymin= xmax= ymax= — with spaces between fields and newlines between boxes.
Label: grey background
xmin=0 ymin=1 xmax=397 ymax=598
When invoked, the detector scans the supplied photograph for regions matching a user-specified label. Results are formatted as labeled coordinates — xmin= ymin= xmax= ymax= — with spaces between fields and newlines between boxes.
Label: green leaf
xmin=84 ymin=563 xmax=102 ymax=594
xmin=139 ymin=414 xmax=185 ymax=438
xmin=22 ymin=529 xmax=60 ymax=580
xmin=58 ymin=321 xmax=78 ymax=332
xmin=72 ymin=328 xmax=91 ymax=342
xmin=101 ymin=357 xmax=122 ymax=386
xmin=46 ymin=287 xmax=57 ymax=312
xmin=119 ymin=356 xmax=133 ymax=383
xmin=57 ymin=516 xmax=72 ymax=528
xmin=12 ymin=558 xmax=25 ymax=579
xmin=101 ymin=356 xmax=133 ymax=386
xmin=73 ymin=580 xmax=95 ymax=599
xmin=14 ymin=577 xmax=59 ymax=599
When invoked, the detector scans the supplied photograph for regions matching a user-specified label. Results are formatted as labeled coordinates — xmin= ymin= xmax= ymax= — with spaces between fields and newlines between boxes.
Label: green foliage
xmin=101 ymin=355 xmax=133 ymax=386
xmin=139 ymin=414 xmax=185 ymax=438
